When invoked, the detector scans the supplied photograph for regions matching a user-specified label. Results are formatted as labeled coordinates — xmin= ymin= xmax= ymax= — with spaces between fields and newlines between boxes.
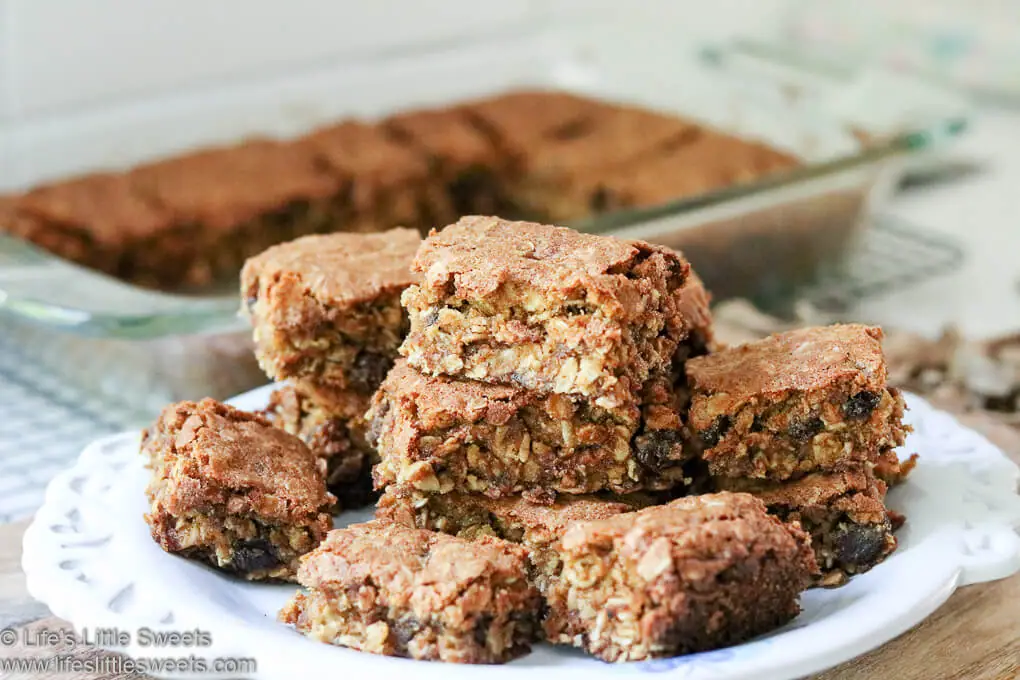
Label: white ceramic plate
xmin=22 ymin=388 xmax=1020 ymax=680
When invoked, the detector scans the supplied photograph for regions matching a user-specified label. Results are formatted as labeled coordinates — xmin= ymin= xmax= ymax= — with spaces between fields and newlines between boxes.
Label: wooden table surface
xmin=1 ymin=518 xmax=1017 ymax=679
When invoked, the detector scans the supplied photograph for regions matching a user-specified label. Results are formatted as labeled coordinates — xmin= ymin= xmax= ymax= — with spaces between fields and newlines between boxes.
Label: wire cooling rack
xmin=0 ymin=214 xmax=964 ymax=524
xmin=756 ymin=214 xmax=965 ymax=316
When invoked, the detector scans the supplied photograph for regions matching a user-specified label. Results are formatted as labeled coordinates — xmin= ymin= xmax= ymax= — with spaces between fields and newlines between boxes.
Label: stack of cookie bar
xmin=140 ymin=216 xmax=914 ymax=665
xmin=684 ymin=325 xmax=915 ymax=586
xmin=240 ymin=227 xmax=422 ymax=509
xmin=369 ymin=215 xmax=710 ymax=503
xmin=352 ymin=217 xmax=818 ymax=660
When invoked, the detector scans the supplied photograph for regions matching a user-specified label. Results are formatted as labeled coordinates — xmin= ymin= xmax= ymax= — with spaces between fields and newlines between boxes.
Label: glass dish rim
xmin=0 ymin=118 xmax=966 ymax=341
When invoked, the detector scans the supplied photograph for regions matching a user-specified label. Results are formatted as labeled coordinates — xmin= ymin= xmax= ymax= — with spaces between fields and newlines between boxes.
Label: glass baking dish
xmin=0 ymin=22 xmax=966 ymax=420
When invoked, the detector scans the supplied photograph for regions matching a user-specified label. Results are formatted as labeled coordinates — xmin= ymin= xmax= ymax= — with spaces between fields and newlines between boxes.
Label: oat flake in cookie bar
xmin=377 ymin=489 xmax=640 ymax=590
xmin=542 ymin=493 xmax=816 ymax=662
xmin=368 ymin=360 xmax=691 ymax=500
xmin=687 ymin=324 xmax=910 ymax=480
xmin=400 ymin=216 xmax=691 ymax=409
xmin=142 ymin=399 xmax=334 ymax=581
xmin=241 ymin=228 xmax=420 ymax=413
xmin=279 ymin=521 xmax=541 ymax=664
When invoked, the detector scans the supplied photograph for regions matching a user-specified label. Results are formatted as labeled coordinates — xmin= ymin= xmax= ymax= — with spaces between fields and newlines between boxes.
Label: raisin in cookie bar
xmin=278 ymin=521 xmax=541 ymax=663
xmin=400 ymin=216 xmax=691 ymax=409
xmin=542 ymin=493 xmax=816 ymax=662
xmin=715 ymin=465 xmax=899 ymax=587
xmin=368 ymin=360 xmax=690 ymax=500
xmin=242 ymin=228 xmax=420 ymax=412
xmin=686 ymin=325 xmax=909 ymax=480
xmin=142 ymin=399 xmax=334 ymax=581
xmin=262 ymin=385 xmax=377 ymax=509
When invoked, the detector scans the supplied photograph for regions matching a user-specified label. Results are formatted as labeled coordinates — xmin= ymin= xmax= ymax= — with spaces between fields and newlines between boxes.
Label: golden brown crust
xmin=543 ymin=492 xmax=816 ymax=661
xmin=686 ymin=325 xmax=909 ymax=480
xmin=142 ymin=398 xmax=333 ymax=521
xmin=410 ymin=215 xmax=686 ymax=305
xmin=687 ymin=325 xmax=888 ymax=404
xmin=141 ymin=398 xmax=334 ymax=580
xmin=401 ymin=217 xmax=691 ymax=408
xmin=280 ymin=521 xmax=541 ymax=663
xmin=242 ymin=228 xmax=421 ymax=308
xmin=242 ymin=228 xmax=419 ymax=394
xmin=519 ymin=104 xmax=700 ymax=178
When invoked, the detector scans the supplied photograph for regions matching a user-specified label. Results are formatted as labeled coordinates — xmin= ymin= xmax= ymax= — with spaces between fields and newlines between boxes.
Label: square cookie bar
xmin=715 ymin=465 xmax=899 ymax=587
xmin=242 ymin=228 xmax=420 ymax=410
xmin=262 ymin=385 xmax=378 ymax=509
xmin=686 ymin=325 xmax=910 ymax=480
xmin=142 ymin=399 xmax=334 ymax=581
xmin=368 ymin=360 xmax=691 ymax=500
xmin=400 ymin=216 xmax=692 ymax=409
xmin=542 ymin=493 xmax=815 ymax=662
xmin=278 ymin=521 xmax=541 ymax=664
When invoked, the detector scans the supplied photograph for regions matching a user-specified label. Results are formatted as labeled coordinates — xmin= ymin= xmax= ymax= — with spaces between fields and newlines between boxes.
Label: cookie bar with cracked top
xmin=542 ymin=493 xmax=816 ymax=662
xmin=262 ymin=385 xmax=378 ymax=509
xmin=242 ymin=228 xmax=420 ymax=408
xmin=278 ymin=521 xmax=541 ymax=663
xmin=142 ymin=399 xmax=334 ymax=581
xmin=400 ymin=216 xmax=691 ymax=409
xmin=686 ymin=324 xmax=909 ymax=480
xmin=714 ymin=465 xmax=898 ymax=587
xmin=368 ymin=360 xmax=691 ymax=500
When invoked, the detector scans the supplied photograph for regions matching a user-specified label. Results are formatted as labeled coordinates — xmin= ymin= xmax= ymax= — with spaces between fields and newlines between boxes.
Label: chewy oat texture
xmin=242 ymin=228 xmax=420 ymax=407
xmin=141 ymin=398 xmax=334 ymax=581
xmin=279 ymin=521 xmax=541 ymax=663
xmin=400 ymin=216 xmax=691 ymax=409
xmin=687 ymin=324 xmax=910 ymax=480
xmin=541 ymin=493 xmax=816 ymax=662
xmin=716 ymin=465 xmax=898 ymax=587
xmin=262 ymin=385 xmax=378 ymax=509
xmin=368 ymin=360 xmax=691 ymax=499
xmin=377 ymin=490 xmax=643 ymax=591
